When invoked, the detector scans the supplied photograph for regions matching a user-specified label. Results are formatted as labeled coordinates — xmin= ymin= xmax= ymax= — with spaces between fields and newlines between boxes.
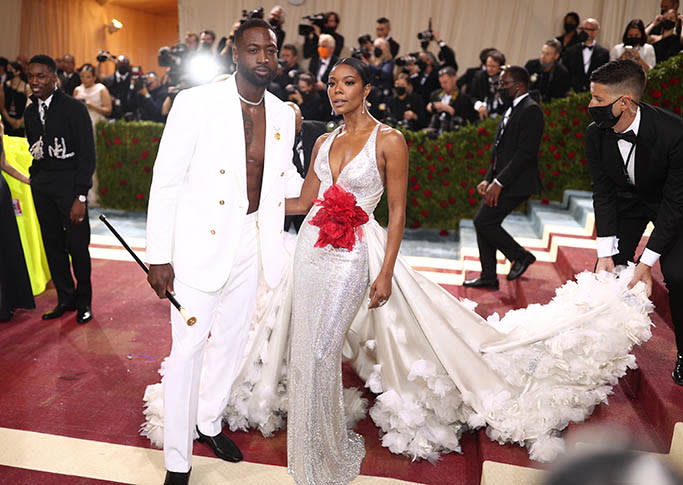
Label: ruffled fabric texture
xmin=140 ymin=221 xmax=653 ymax=464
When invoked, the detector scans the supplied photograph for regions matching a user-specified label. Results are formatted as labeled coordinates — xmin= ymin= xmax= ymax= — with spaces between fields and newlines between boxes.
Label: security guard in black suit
xmin=465 ymin=66 xmax=544 ymax=289
xmin=25 ymin=55 xmax=95 ymax=324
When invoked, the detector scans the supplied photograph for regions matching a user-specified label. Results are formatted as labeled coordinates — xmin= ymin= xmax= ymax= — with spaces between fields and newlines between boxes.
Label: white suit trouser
xmin=164 ymin=212 xmax=259 ymax=472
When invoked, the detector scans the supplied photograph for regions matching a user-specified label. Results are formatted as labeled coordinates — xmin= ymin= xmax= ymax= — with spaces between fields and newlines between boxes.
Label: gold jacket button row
xmin=219 ymin=200 xmax=224 ymax=205
xmin=219 ymin=169 xmax=225 ymax=174
xmin=210 ymin=229 xmax=216 ymax=235
xmin=280 ymin=171 xmax=284 ymax=176
xmin=278 ymin=201 xmax=282 ymax=207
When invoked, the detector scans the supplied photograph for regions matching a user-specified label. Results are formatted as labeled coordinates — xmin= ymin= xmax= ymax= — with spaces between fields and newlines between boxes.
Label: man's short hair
xmin=478 ymin=47 xmax=496 ymax=65
xmin=282 ymin=44 xmax=298 ymax=56
xmin=200 ymin=29 xmax=216 ymax=41
xmin=234 ymin=19 xmax=275 ymax=49
xmin=438 ymin=66 xmax=457 ymax=77
xmin=297 ymin=72 xmax=314 ymax=86
xmin=590 ymin=59 xmax=646 ymax=100
xmin=504 ymin=65 xmax=530 ymax=88
xmin=326 ymin=11 xmax=340 ymax=23
xmin=544 ymin=39 xmax=562 ymax=55
xmin=29 ymin=54 xmax=57 ymax=72
xmin=319 ymin=33 xmax=336 ymax=49
xmin=377 ymin=17 xmax=390 ymax=24
xmin=0 ymin=57 xmax=8 ymax=69
xmin=487 ymin=50 xmax=506 ymax=66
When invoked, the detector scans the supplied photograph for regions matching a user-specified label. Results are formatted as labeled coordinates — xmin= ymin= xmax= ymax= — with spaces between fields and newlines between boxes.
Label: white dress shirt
xmin=595 ymin=106 xmax=660 ymax=267
xmin=582 ymin=41 xmax=596 ymax=73
xmin=610 ymin=43 xmax=657 ymax=69
xmin=493 ymin=92 xmax=529 ymax=187
xmin=317 ymin=57 xmax=332 ymax=82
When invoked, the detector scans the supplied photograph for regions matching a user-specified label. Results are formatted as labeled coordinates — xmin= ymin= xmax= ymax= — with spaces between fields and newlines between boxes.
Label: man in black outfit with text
xmin=586 ymin=60 xmax=683 ymax=385
xmin=25 ymin=55 xmax=95 ymax=324
xmin=465 ymin=66 xmax=543 ymax=289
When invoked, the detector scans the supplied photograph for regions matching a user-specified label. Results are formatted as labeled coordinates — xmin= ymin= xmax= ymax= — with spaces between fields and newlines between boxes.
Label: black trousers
xmin=473 ymin=194 xmax=530 ymax=279
xmin=612 ymin=214 xmax=683 ymax=355
xmin=32 ymin=187 xmax=92 ymax=308
xmin=284 ymin=214 xmax=305 ymax=233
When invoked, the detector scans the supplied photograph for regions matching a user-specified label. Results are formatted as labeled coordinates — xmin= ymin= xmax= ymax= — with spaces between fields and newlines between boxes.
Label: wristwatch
xmin=78 ymin=195 xmax=87 ymax=203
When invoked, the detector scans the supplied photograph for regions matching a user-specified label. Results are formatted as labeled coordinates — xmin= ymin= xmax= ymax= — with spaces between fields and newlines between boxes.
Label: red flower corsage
xmin=308 ymin=184 xmax=369 ymax=251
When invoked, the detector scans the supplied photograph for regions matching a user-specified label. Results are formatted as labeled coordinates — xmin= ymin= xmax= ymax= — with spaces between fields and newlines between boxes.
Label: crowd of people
xmin=1 ymin=3 xmax=681 ymax=140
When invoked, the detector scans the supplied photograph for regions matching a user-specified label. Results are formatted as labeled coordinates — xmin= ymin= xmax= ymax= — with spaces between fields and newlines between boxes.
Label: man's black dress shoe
xmin=196 ymin=426 xmax=243 ymax=462
xmin=673 ymin=354 xmax=683 ymax=386
xmin=42 ymin=303 xmax=76 ymax=320
xmin=463 ymin=277 xmax=500 ymax=289
xmin=507 ymin=253 xmax=536 ymax=281
xmin=77 ymin=306 xmax=93 ymax=324
xmin=164 ymin=468 xmax=191 ymax=485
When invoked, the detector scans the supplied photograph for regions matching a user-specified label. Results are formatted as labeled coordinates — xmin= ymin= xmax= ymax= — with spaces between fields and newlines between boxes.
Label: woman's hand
xmin=368 ymin=271 xmax=392 ymax=309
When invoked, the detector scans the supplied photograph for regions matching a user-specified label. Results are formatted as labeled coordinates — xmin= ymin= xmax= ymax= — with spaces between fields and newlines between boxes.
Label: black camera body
xmin=241 ymin=7 xmax=264 ymax=23
xmin=299 ymin=13 xmax=326 ymax=36
xmin=396 ymin=54 xmax=417 ymax=67
xmin=417 ymin=18 xmax=434 ymax=50
xmin=96 ymin=50 xmax=113 ymax=63
xmin=351 ymin=47 xmax=372 ymax=60
xmin=130 ymin=66 xmax=146 ymax=91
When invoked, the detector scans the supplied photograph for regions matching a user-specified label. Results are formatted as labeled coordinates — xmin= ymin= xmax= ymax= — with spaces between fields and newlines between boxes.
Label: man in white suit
xmin=145 ymin=19 xmax=303 ymax=485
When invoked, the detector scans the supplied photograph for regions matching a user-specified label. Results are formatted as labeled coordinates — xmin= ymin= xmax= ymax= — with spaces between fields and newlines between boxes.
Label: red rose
xmin=542 ymin=133 xmax=550 ymax=141
xmin=412 ymin=184 xmax=421 ymax=191
xmin=661 ymin=82 xmax=669 ymax=90
xmin=559 ymin=140 xmax=566 ymax=146
xmin=114 ymin=137 xmax=121 ymax=145
xmin=132 ymin=137 xmax=139 ymax=144
xmin=675 ymin=107 xmax=681 ymax=115
xmin=477 ymin=148 xmax=484 ymax=157
xmin=550 ymin=122 xmax=557 ymax=127
xmin=562 ymin=162 xmax=570 ymax=167
xmin=653 ymin=101 xmax=660 ymax=106
xmin=562 ymin=127 xmax=569 ymax=135
xmin=554 ymin=152 xmax=561 ymax=159
xmin=541 ymin=198 xmax=549 ymax=205
xmin=105 ymin=140 xmax=111 ymax=147
xmin=100 ymin=187 xmax=108 ymax=195
xmin=141 ymin=151 xmax=149 ymax=160
xmin=153 ymin=137 xmax=160 ymax=143
xmin=466 ymin=166 xmax=473 ymax=171
xmin=411 ymin=220 xmax=422 ymax=229
xmin=446 ymin=142 xmax=453 ymax=150
xmin=580 ymin=157 xmax=587 ymax=165
xmin=466 ymin=152 xmax=474 ymax=159
xmin=407 ymin=140 xmax=414 ymax=146
xmin=120 ymin=179 xmax=128 ymax=186
xmin=109 ymin=163 xmax=115 ymax=169
xmin=438 ymin=154 xmax=444 ymax=162
xmin=546 ymin=163 xmax=552 ymax=169
xmin=460 ymin=181 xmax=468 ymax=187
xmin=429 ymin=164 xmax=436 ymax=171
xmin=443 ymin=180 xmax=450 ymax=186
xmin=439 ymin=229 xmax=449 ymax=236
xmin=468 ymin=197 xmax=476 ymax=206
xmin=479 ymin=167 xmax=487 ymax=175
xmin=552 ymin=170 xmax=560 ymax=176
xmin=443 ymin=167 xmax=450 ymax=173
xmin=575 ymin=132 xmax=584 ymax=139
xmin=433 ymin=145 xmax=440 ymax=151
xmin=548 ymin=145 xmax=556 ymax=152
xmin=308 ymin=184 xmax=369 ymax=251
xmin=411 ymin=197 xmax=419 ymax=206
xmin=652 ymin=90 xmax=662 ymax=99
xmin=448 ymin=197 xmax=456 ymax=205
xmin=424 ymin=189 xmax=432 ymax=197
xmin=131 ymin=159 xmax=138 ymax=165
xmin=448 ymin=151 xmax=455 ymax=158
xmin=100 ymin=129 xmax=106 ymax=136
xmin=440 ymin=201 xmax=447 ymax=208
xmin=544 ymin=109 xmax=551 ymax=116
xmin=662 ymin=99 xmax=671 ymax=107
xmin=580 ymin=106 xmax=587 ymax=113
xmin=415 ymin=166 xmax=422 ymax=172
xmin=568 ymin=151 xmax=576 ymax=159
xmin=540 ymin=171 xmax=545 ymax=178
xmin=427 ymin=173 xmax=434 ymax=180
xmin=136 ymin=193 xmax=144 ymax=200
xmin=559 ymin=109 xmax=567 ymax=116
xmin=426 ymin=154 xmax=433 ymax=160
xmin=670 ymin=77 xmax=680 ymax=85
xmin=547 ymin=182 xmax=553 ymax=190
xmin=478 ymin=127 xmax=485 ymax=135
xmin=116 ymin=161 xmax=123 ymax=168
xmin=468 ymin=187 xmax=475 ymax=195
xmin=143 ymin=166 xmax=151 ymax=173
xmin=417 ymin=145 xmax=425 ymax=152
xmin=409 ymin=175 xmax=417 ymax=184
xmin=572 ymin=118 xmax=580 ymax=125
xmin=422 ymin=209 xmax=429 ymax=218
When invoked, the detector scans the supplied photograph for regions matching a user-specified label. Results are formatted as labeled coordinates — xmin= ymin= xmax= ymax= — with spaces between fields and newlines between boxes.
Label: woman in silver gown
xmin=284 ymin=58 xmax=409 ymax=485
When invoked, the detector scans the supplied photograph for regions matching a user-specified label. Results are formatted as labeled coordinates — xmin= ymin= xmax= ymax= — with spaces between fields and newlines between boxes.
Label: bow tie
xmin=613 ymin=130 xmax=637 ymax=144
xmin=583 ymin=44 xmax=594 ymax=50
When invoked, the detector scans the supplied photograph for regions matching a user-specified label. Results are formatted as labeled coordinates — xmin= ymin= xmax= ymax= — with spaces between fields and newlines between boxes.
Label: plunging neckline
xmin=327 ymin=123 xmax=379 ymax=186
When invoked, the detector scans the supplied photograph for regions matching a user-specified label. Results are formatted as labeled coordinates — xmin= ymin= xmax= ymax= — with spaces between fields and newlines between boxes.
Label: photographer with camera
xmin=471 ymin=50 xmax=506 ymax=120
xmin=408 ymin=50 xmax=440 ymax=104
xmin=426 ymin=66 xmax=477 ymax=136
xmin=136 ymin=71 xmax=167 ymax=122
xmin=286 ymin=72 xmax=327 ymax=122
xmin=97 ymin=53 xmax=136 ymax=119
xmin=457 ymin=47 xmax=496 ymax=94
xmin=274 ymin=44 xmax=302 ymax=94
xmin=387 ymin=72 xmax=427 ymax=130
xmin=301 ymin=12 xmax=344 ymax=60
xmin=376 ymin=17 xmax=400 ymax=58
xmin=268 ymin=5 xmax=286 ymax=51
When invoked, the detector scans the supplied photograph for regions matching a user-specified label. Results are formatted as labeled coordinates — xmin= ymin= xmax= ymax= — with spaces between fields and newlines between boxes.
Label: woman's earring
xmin=361 ymin=97 xmax=366 ymax=115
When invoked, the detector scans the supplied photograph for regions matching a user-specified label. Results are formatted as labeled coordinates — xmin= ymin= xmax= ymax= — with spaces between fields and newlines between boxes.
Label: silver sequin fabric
xmin=287 ymin=124 xmax=383 ymax=485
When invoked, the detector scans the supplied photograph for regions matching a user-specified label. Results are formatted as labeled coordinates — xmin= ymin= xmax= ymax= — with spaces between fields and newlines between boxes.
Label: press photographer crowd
xmin=2 ymin=4 xmax=682 ymax=140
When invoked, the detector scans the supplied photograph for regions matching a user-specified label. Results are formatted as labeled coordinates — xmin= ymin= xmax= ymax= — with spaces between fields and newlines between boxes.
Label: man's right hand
xmin=478 ymin=106 xmax=489 ymax=120
xmin=595 ymin=257 xmax=615 ymax=274
xmin=477 ymin=180 xmax=489 ymax=195
xmin=148 ymin=263 xmax=175 ymax=299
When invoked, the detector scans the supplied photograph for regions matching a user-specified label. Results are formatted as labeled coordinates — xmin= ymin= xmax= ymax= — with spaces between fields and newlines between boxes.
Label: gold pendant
xmin=275 ymin=132 xmax=281 ymax=140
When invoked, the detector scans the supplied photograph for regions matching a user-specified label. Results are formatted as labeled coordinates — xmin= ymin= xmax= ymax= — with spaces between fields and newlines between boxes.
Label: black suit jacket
xmin=102 ymin=73 xmax=136 ymax=118
xmin=388 ymin=38 xmax=400 ymax=58
xmin=524 ymin=59 xmax=570 ymax=103
xmin=308 ymin=55 xmax=339 ymax=85
xmin=485 ymin=95 xmax=544 ymax=196
xmin=586 ymin=103 xmax=683 ymax=255
xmin=58 ymin=72 xmax=81 ymax=96
xmin=561 ymin=43 xmax=609 ymax=93
xmin=295 ymin=120 xmax=327 ymax=177
xmin=428 ymin=88 xmax=477 ymax=125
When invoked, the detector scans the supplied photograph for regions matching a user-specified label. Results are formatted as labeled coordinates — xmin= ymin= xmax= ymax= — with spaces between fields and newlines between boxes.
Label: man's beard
xmin=238 ymin=65 xmax=275 ymax=87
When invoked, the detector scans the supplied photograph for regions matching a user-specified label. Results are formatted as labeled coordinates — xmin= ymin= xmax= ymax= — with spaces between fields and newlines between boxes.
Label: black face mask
xmin=588 ymin=96 xmax=624 ymax=129
xmin=662 ymin=19 xmax=676 ymax=30
xmin=395 ymin=86 xmax=406 ymax=96
xmin=269 ymin=17 xmax=279 ymax=28
xmin=416 ymin=60 xmax=427 ymax=72
xmin=564 ymin=22 xmax=577 ymax=33
xmin=624 ymin=37 xmax=642 ymax=46
xmin=577 ymin=30 xmax=589 ymax=43
xmin=374 ymin=47 xmax=383 ymax=58
xmin=117 ymin=65 xmax=130 ymax=75
xmin=497 ymin=85 xmax=516 ymax=107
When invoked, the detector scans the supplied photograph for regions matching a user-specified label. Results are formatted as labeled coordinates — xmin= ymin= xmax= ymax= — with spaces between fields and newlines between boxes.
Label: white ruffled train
xmin=141 ymin=225 xmax=653 ymax=463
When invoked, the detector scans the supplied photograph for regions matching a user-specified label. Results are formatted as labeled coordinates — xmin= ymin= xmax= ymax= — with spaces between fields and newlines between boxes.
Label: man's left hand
xmin=627 ymin=261 xmax=653 ymax=297
xmin=484 ymin=182 xmax=502 ymax=207
xmin=70 ymin=198 xmax=86 ymax=225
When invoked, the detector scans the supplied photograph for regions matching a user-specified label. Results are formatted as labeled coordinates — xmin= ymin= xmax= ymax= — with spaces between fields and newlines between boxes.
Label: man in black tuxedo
xmin=284 ymin=102 xmax=326 ymax=232
xmin=464 ymin=66 xmax=543 ymax=289
xmin=471 ymin=50 xmax=507 ymax=120
xmin=376 ymin=17 xmax=400 ymax=58
xmin=562 ymin=18 xmax=609 ymax=93
xmin=586 ymin=60 xmax=683 ymax=385
xmin=308 ymin=34 xmax=339 ymax=90
xmin=57 ymin=54 xmax=80 ymax=96
xmin=525 ymin=39 xmax=570 ymax=103
xmin=99 ymin=55 xmax=136 ymax=119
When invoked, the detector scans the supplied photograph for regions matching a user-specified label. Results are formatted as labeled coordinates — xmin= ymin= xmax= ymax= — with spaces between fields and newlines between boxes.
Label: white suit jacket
xmin=146 ymin=76 xmax=302 ymax=291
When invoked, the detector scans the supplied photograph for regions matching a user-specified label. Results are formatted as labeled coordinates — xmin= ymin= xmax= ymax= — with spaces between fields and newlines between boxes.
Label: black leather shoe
xmin=42 ymin=303 xmax=77 ymax=320
xmin=463 ymin=277 xmax=499 ymax=289
xmin=164 ymin=468 xmax=191 ymax=485
xmin=196 ymin=426 xmax=243 ymax=462
xmin=77 ymin=306 xmax=93 ymax=324
xmin=507 ymin=253 xmax=536 ymax=281
xmin=673 ymin=354 xmax=683 ymax=386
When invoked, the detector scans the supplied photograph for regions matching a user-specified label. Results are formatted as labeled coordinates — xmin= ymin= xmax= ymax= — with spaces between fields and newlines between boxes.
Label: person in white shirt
xmin=610 ymin=19 xmax=657 ymax=70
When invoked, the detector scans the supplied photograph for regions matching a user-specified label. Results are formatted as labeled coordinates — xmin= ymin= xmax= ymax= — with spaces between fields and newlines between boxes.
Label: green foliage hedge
xmin=95 ymin=54 xmax=682 ymax=226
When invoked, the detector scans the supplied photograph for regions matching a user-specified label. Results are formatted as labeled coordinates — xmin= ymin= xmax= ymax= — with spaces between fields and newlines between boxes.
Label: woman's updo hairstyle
xmin=332 ymin=57 xmax=371 ymax=86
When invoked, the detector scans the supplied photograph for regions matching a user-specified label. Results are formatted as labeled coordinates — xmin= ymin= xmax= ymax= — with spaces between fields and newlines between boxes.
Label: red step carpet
xmin=1 ymin=239 xmax=681 ymax=484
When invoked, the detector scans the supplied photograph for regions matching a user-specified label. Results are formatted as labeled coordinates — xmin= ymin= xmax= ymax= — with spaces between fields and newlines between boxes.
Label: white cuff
xmin=474 ymin=100 xmax=485 ymax=111
xmin=640 ymin=248 xmax=661 ymax=267
xmin=596 ymin=236 xmax=619 ymax=258
xmin=493 ymin=178 xmax=503 ymax=187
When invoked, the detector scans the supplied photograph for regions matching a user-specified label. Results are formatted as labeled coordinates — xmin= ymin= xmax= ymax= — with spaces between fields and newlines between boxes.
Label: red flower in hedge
xmin=663 ymin=99 xmax=671 ymax=107
xmin=540 ymin=171 xmax=545 ymax=178
xmin=661 ymin=82 xmax=669 ymax=90
xmin=153 ymin=137 xmax=160 ymax=143
xmin=426 ymin=154 xmax=433 ymax=160
xmin=653 ymin=101 xmax=660 ymax=106
xmin=468 ymin=187 xmax=475 ymax=196
xmin=580 ymin=157 xmax=587 ymax=165
xmin=443 ymin=166 xmax=450 ymax=173
xmin=114 ymin=137 xmax=121 ymax=145
xmin=412 ymin=184 xmax=421 ymax=191
xmin=428 ymin=164 xmax=436 ymax=171
xmin=407 ymin=140 xmax=413 ymax=146
xmin=308 ymin=184 xmax=369 ymax=251
xmin=427 ymin=173 xmax=434 ymax=180
xmin=443 ymin=180 xmax=450 ymax=186
xmin=548 ymin=145 xmax=556 ymax=152
xmin=411 ymin=220 xmax=421 ymax=229
xmin=562 ymin=127 xmax=569 ymax=135
xmin=478 ymin=127 xmax=485 ymax=135
xmin=433 ymin=145 xmax=440 ymax=151
xmin=116 ymin=161 xmax=123 ymax=168
xmin=579 ymin=106 xmax=587 ymax=113
xmin=652 ymin=90 xmax=662 ymax=99
xmin=541 ymin=198 xmax=549 ymax=205
xmin=120 ymin=179 xmax=128 ymax=186
xmin=101 ymin=187 xmax=108 ymax=195
xmin=550 ymin=122 xmax=558 ymax=127
xmin=563 ymin=161 xmax=570 ymax=167
xmin=546 ymin=163 xmax=552 ymax=169
xmin=559 ymin=140 xmax=566 ymax=146
xmin=479 ymin=167 xmax=487 ymax=175
xmin=132 ymin=137 xmax=139 ymax=144
xmin=448 ymin=151 xmax=455 ymax=158
xmin=552 ymin=170 xmax=560 ymax=176
xmin=554 ymin=152 xmax=561 ymax=159
xmin=105 ymin=140 xmax=111 ymax=147
xmin=547 ymin=182 xmax=553 ymax=189
xmin=411 ymin=197 xmax=419 ymax=206
xmin=575 ymin=132 xmax=584 ymax=139
xmin=417 ymin=145 xmax=425 ymax=152
xmin=670 ymin=77 xmax=680 ymax=85
xmin=100 ymin=129 xmax=106 ymax=136
xmin=542 ymin=133 xmax=550 ymax=141
xmin=415 ymin=166 xmax=422 ymax=172
xmin=438 ymin=154 xmax=444 ymax=162
xmin=460 ymin=181 xmax=468 ymax=187
xmin=131 ymin=159 xmax=138 ymax=165
xmin=568 ymin=151 xmax=576 ymax=159
xmin=477 ymin=148 xmax=484 ymax=157
xmin=141 ymin=151 xmax=149 ymax=160
xmin=439 ymin=229 xmax=449 ymax=236
xmin=485 ymin=143 xmax=491 ymax=150
xmin=446 ymin=142 xmax=453 ymax=150
xmin=572 ymin=118 xmax=580 ymax=125
xmin=559 ymin=109 xmax=567 ymax=116
xmin=409 ymin=176 xmax=417 ymax=184
xmin=440 ymin=201 xmax=447 ymax=208
xmin=468 ymin=197 xmax=476 ymax=206
xmin=467 ymin=166 xmax=473 ymax=171
xmin=424 ymin=189 xmax=432 ymax=197
xmin=544 ymin=109 xmax=551 ymax=116
xmin=143 ymin=166 xmax=151 ymax=173
xmin=466 ymin=152 xmax=474 ymax=159
xmin=136 ymin=193 xmax=144 ymax=200
xmin=422 ymin=210 xmax=429 ymax=218
xmin=675 ymin=107 xmax=681 ymax=115
xmin=448 ymin=197 xmax=456 ymax=205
